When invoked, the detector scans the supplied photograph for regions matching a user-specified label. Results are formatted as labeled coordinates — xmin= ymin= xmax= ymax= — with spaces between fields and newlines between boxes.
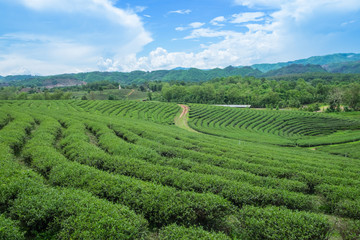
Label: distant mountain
xmin=1 ymin=53 xmax=359 ymax=87
xmin=263 ymin=64 xmax=327 ymax=77
xmin=0 ymin=75 xmax=35 ymax=83
xmin=323 ymin=61 xmax=360 ymax=74
xmin=252 ymin=53 xmax=360 ymax=72
xmin=172 ymin=67 xmax=190 ymax=70
xmin=0 ymin=66 xmax=262 ymax=87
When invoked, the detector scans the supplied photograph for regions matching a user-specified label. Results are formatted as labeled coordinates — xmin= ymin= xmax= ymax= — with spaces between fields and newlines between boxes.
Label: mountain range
xmin=1 ymin=53 xmax=360 ymax=87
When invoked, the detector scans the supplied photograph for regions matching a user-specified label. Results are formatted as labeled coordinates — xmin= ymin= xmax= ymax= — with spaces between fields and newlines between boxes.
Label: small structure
xmin=214 ymin=105 xmax=251 ymax=108
xmin=118 ymin=85 xmax=122 ymax=90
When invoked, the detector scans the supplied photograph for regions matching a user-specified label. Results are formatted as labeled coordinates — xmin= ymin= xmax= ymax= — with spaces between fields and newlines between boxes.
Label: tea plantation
xmin=0 ymin=100 xmax=359 ymax=239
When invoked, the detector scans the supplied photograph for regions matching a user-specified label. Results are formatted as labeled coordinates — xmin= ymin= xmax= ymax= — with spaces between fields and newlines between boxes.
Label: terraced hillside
xmin=0 ymin=100 xmax=359 ymax=239
xmin=188 ymin=104 xmax=360 ymax=146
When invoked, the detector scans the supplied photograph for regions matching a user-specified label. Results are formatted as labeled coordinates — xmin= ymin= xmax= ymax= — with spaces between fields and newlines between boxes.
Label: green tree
xmin=161 ymin=84 xmax=172 ymax=102
xmin=344 ymin=83 xmax=360 ymax=110
xmin=147 ymin=91 xmax=152 ymax=101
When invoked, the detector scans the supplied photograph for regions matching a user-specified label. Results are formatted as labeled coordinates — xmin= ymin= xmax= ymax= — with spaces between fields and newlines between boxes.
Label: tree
xmin=89 ymin=91 xmax=96 ymax=100
xmin=147 ymin=91 xmax=152 ymax=101
xmin=327 ymin=87 xmax=343 ymax=112
xmin=161 ymin=84 xmax=172 ymax=102
xmin=344 ymin=83 xmax=360 ymax=110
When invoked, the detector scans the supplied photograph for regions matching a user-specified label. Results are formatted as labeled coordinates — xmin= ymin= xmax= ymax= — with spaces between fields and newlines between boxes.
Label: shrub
xmin=158 ymin=224 xmax=231 ymax=240
xmin=0 ymin=214 xmax=25 ymax=240
xmin=339 ymin=219 xmax=360 ymax=240
xmin=237 ymin=205 xmax=331 ymax=240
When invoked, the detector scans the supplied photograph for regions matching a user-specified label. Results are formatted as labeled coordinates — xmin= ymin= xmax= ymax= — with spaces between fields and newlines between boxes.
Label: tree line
xmin=159 ymin=75 xmax=360 ymax=110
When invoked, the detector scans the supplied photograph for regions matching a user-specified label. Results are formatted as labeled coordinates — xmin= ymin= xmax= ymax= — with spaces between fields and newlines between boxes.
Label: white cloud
xmin=230 ymin=12 xmax=265 ymax=24
xmin=118 ymin=0 xmax=360 ymax=72
xmin=0 ymin=0 xmax=152 ymax=75
xmin=184 ymin=28 xmax=235 ymax=39
xmin=134 ymin=6 xmax=147 ymax=13
xmin=210 ymin=16 xmax=226 ymax=26
xmin=234 ymin=0 xmax=360 ymax=11
xmin=189 ymin=22 xmax=205 ymax=28
xmin=2 ymin=0 xmax=360 ymax=75
xmin=233 ymin=0 xmax=287 ymax=8
xmin=341 ymin=20 xmax=356 ymax=26
xmin=175 ymin=27 xmax=187 ymax=31
xmin=175 ymin=22 xmax=205 ymax=31
xmin=168 ymin=9 xmax=191 ymax=15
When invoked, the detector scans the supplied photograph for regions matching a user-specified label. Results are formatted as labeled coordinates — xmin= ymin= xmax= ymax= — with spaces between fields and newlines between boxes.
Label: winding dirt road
xmin=127 ymin=89 xmax=135 ymax=97
xmin=179 ymin=104 xmax=189 ymax=118
xmin=174 ymin=104 xmax=198 ymax=133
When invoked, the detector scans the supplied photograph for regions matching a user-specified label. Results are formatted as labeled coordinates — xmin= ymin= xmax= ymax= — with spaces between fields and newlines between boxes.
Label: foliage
xmin=0 ymin=214 xmax=25 ymax=240
xmin=158 ymin=224 xmax=231 ymax=240
xmin=0 ymin=100 xmax=359 ymax=239
xmin=237 ymin=206 xmax=331 ymax=240
xmin=339 ymin=219 xmax=360 ymax=240
xmin=157 ymin=74 xmax=360 ymax=108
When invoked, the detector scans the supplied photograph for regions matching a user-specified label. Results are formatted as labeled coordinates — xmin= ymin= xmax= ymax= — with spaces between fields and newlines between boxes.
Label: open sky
xmin=0 ymin=0 xmax=360 ymax=75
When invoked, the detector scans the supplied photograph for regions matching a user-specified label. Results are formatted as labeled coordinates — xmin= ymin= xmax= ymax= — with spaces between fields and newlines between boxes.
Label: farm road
xmin=174 ymin=104 xmax=198 ymax=133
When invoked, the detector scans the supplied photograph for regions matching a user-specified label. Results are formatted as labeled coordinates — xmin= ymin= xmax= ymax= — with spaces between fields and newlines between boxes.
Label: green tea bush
xmin=0 ymin=214 xmax=24 ymax=240
xmin=158 ymin=224 xmax=231 ymax=240
xmin=237 ymin=205 xmax=331 ymax=240
xmin=339 ymin=219 xmax=360 ymax=240
xmin=11 ymin=187 xmax=148 ymax=239
xmin=66 ymin=120 xmax=319 ymax=211
xmin=336 ymin=200 xmax=360 ymax=219
xmin=23 ymin=118 xmax=237 ymax=231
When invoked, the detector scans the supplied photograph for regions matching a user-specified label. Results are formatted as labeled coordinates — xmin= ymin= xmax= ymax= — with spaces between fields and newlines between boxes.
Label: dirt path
xmin=174 ymin=104 xmax=198 ymax=133
xmin=127 ymin=89 xmax=135 ymax=97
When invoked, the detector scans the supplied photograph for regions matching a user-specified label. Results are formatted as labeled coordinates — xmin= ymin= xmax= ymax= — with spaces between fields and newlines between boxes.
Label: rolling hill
xmin=1 ymin=53 xmax=359 ymax=87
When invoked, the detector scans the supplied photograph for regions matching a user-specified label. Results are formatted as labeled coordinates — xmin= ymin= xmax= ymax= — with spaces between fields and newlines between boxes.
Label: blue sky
xmin=0 ymin=0 xmax=360 ymax=75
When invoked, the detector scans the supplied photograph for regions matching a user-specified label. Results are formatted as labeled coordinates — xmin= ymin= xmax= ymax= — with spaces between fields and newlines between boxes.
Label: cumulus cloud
xmin=0 ymin=0 xmax=152 ymax=75
xmin=119 ymin=0 xmax=360 ymax=71
xmin=2 ymin=0 xmax=360 ymax=75
xmin=210 ymin=16 xmax=227 ymax=26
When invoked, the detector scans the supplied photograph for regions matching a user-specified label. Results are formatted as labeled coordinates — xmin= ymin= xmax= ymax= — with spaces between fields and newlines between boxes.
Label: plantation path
xmin=175 ymin=104 xmax=198 ymax=133
xmin=127 ymin=89 xmax=135 ymax=97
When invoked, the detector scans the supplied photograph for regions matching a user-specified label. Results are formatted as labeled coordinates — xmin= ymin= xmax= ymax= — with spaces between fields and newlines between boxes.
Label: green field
xmin=0 ymin=100 xmax=359 ymax=239
xmin=71 ymin=89 xmax=148 ymax=100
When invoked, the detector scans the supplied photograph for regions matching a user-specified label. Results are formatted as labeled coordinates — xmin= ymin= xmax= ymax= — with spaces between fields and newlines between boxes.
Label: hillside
xmin=324 ymin=61 xmax=360 ymax=73
xmin=252 ymin=53 xmax=360 ymax=72
xmin=1 ymin=100 xmax=359 ymax=239
xmin=1 ymin=53 xmax=360 ymax=87
xmin=263 ymin=64 xmax=327 ymax=77
xmin=0 ymin=66 xmax=262 ymax=87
